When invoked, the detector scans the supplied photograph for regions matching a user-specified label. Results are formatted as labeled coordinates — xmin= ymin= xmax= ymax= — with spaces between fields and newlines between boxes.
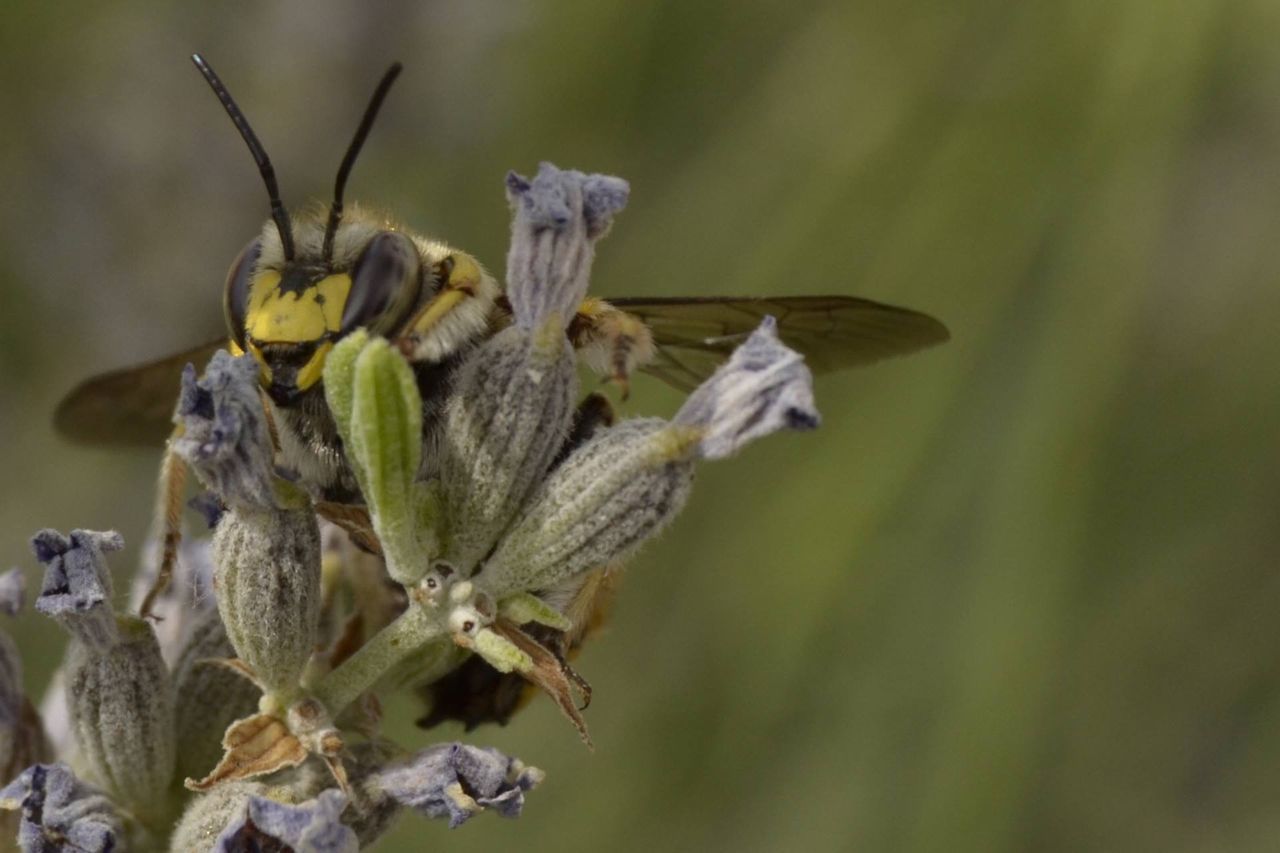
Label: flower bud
xmin=1 ymin=764 xmax=124 ymax=853
xmin=505 ymin=163 xmax=629 ymax=328
xmin=477 ymin=419 xmax=695 ymax=597
xmin=30 ymin=529 xmax=174 ymax=824
xmin=213 ymin=505 xmax=321 ymax=698
xmin=435 ymin=165 xmax=628 ymax=573
xmin=170 ymin=605 xmax=262 ymax=784
xmin=64 ymin=615 xmax=176 ymax=829
xmin=439 ymin=321 xmax=576 ymax=572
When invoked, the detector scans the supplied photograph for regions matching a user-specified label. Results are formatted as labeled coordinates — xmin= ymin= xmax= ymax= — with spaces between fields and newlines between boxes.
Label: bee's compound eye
xmin=341 ymin=231 xmax=421 ymax=335
xmin=224 ymin=238 xmax=262 ymax=348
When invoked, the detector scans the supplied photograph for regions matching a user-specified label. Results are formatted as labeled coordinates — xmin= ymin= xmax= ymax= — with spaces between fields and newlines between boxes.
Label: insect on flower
xmin=51 ymin=55 xmax=950 ymax=732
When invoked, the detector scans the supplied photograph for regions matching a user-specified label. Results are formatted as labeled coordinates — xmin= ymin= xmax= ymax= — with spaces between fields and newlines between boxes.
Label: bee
xmin=54 ymin=55 xmax=949 ymax=730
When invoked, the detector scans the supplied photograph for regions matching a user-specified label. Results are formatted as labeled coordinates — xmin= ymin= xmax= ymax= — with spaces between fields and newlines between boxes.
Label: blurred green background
xmin=3 ymin=1 xmax=1279 ymax=850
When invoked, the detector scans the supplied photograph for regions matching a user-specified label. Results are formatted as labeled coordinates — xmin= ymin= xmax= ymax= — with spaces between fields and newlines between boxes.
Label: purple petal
xmin=372 ymin=743 xmax=543 ymax=828
xmin=674 ymin=316 xmax=820 ymax=460
xmin=214 ymin=789 xmax=357 ymax=853
xmin=31 ymin=530 xmax=123 ymax=648
xmin=172 ymin=351 xmax=279 ymax=511
xmin=504 ymin=163 xmax=630 ymax=328
xmin=0 ymin=763 xmax=123 ymax=853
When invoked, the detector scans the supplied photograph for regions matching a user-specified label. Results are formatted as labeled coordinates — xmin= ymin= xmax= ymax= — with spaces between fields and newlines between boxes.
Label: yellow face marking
xmin=246 ymin=271 xmax=352 ymax=344
xmin=294 ymin=340 xmax=334 ymax=392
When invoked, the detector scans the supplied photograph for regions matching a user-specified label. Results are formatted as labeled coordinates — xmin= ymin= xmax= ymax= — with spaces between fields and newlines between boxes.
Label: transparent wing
xmin=611 ymin=295 xmax=950 ymax=392
xmin=54 ymin=339 xmax=226 ymax=447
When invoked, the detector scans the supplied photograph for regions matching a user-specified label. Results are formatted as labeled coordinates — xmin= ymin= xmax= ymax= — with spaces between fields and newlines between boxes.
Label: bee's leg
xmin=552 ymin=392 xmax=617 ymax=469
xmin=256 ymin=385 xmax=281 ymax=451
xmin=399 ymin=252 xmax=495 ymax=363
xmin=138 ymin=435 xmax=188 ymax=620
xmin=561 ymin=564 xmax=621 ymax=651
xmin=567 ymin=298 xmax=656 ymax=401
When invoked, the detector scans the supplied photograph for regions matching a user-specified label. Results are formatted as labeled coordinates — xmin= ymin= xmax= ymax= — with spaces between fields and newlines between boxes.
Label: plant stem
xmin=312 ymin=603 xmax=446 ymax=716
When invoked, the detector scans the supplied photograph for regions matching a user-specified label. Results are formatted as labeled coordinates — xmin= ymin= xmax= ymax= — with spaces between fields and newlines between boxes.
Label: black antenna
xmin=191 ymin=53 xmax=296 ymax=261
xmin=322 ymin=62 xmax=403 ymax=264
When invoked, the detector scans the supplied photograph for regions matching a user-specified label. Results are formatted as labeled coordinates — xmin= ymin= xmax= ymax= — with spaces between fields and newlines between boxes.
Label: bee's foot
xmin=603 ymin=370 xmax=632 ymax=401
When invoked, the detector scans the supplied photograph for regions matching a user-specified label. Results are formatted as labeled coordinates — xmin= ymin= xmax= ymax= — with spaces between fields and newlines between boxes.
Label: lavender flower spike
xmin=0 ymin=763 xmax=123 ymax=853
xmin=213 ymin=789 xmax=358 ymax=853
xmin=674 ymin=316 xmax=820 ymax=459
xmin=505 ymin=162 xmax=629 ymax=327
xmin=32 ymin=529 xmax=122 ymax=649
xmin=173 ymin=350 xmax=280 ymax=510
xmin=372 ymin=743 xmax=544 ymax=828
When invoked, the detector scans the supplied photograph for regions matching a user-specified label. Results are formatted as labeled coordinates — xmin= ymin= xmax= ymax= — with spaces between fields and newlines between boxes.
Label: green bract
xmin=326 ymin=333 xmax=439 ymax=584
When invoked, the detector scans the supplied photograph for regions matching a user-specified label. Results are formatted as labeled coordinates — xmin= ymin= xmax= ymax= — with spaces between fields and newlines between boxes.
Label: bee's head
xmin=223 ymin=214 xmax=425 ymax=407
xmin=194 ymin=54 xmax=412 ymax=407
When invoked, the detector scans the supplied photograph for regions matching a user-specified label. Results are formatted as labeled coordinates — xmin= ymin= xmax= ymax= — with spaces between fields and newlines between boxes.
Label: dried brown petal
xmin=186 ymin=712 xmax=308 ymax=791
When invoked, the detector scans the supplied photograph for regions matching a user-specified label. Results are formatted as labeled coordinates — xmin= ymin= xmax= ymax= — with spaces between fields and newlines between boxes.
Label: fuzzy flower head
xmin=4 ymin=156 xmax=839 ymax=851
xmin=316 ymin=162 xmax=822 ymax=749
